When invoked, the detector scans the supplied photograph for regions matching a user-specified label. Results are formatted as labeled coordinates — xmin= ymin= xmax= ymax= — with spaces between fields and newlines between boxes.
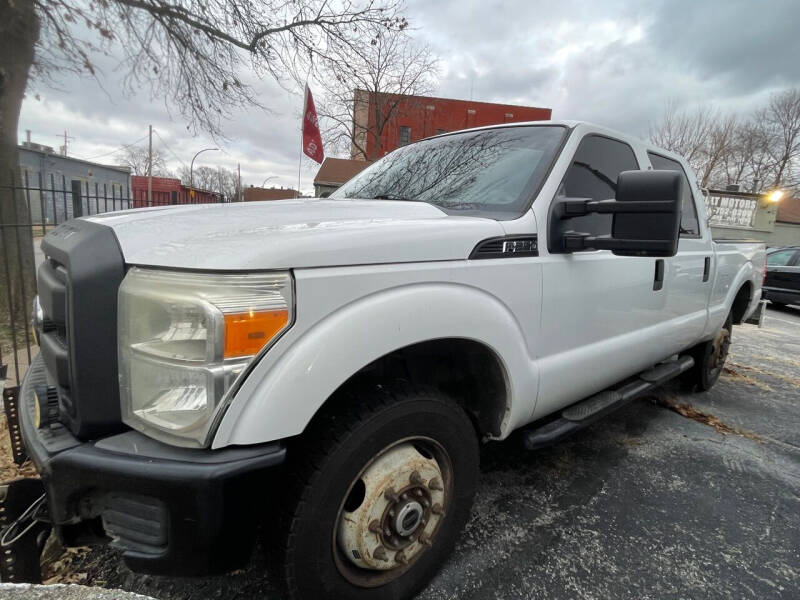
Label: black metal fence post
xmin=1 ymin=173 xmax=220 ymax=391
xmin=71 ymin=180 xmax=82 ymax=218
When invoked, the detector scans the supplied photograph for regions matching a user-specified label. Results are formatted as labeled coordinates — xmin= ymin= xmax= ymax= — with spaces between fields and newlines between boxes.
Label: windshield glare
xmin=331 ymin=126 xmax=566 ymax=218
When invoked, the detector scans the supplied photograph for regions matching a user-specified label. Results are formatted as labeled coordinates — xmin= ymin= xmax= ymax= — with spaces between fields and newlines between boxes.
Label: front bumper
xmin=18 ymin=355 xmax=286 ymax=575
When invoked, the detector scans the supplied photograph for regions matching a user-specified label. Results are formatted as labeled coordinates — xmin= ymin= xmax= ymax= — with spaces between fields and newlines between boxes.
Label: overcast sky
xmin=18 ymin=0 xmax=800 ymax=195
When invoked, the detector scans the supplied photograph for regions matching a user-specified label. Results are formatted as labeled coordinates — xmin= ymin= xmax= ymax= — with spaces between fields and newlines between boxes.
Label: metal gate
xmin=1 ymin=169 xmax=220 ymax=394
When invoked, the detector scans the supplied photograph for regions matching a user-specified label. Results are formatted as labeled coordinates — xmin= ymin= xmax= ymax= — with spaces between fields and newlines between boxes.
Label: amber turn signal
xmin=224 ymin=309 xmax=289 ymax=359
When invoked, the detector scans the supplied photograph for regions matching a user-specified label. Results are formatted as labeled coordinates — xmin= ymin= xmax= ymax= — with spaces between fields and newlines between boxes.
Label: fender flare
xmin=212 ymin=283 xmax=537 ymax=448
xmin=707 ymin=260 xmax=756 ymax=336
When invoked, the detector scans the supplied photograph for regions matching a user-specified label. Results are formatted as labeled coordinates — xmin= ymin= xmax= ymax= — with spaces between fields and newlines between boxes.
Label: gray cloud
xmin=19 ymin=0 xmax=800 ymax=192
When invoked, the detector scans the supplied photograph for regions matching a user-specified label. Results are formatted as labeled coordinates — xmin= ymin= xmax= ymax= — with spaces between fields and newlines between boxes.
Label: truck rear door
xmin=647 ymin=152 xmax=712 ymax=349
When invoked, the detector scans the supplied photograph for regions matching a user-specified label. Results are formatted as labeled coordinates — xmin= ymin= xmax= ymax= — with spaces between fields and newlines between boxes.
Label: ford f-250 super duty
xmin=15 ymin=121 xmax=765 ymax=599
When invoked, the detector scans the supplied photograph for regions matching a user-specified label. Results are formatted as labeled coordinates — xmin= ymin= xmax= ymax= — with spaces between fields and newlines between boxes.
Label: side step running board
xmin=522 ymin=355 xmax=694 ymax=450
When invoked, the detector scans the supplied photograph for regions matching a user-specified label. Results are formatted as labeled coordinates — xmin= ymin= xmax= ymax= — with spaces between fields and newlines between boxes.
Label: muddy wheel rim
xmin=709 ymin=327 xmax=731 ymax=380
xmin=332 ymin=437 xmax=453 ymax=588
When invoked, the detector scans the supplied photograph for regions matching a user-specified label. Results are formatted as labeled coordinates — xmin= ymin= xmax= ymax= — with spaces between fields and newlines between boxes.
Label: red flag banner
xmin=302 ymin=84 xmax=324 ymax=164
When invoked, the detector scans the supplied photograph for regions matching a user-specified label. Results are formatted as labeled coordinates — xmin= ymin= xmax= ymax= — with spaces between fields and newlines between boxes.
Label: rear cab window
xmin=647 ymin=152 xmax=701 ymax=238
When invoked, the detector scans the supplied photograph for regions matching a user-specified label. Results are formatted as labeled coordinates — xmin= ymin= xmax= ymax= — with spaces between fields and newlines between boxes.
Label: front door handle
xmin=653 ymin=259 xmax=665 ymax=291
xmin=703 ymin=256 xmax=711 ymax=282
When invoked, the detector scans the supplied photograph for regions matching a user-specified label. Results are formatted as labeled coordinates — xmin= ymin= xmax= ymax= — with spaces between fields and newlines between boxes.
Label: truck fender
xmin=708 ymin=260 xmax=756 ymax=335
xmin=211 ymin=283 xmax=537 ymax=448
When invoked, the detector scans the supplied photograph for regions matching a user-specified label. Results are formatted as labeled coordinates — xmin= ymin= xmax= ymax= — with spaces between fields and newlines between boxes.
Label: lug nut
xmin=395 ymin=551 xmax=408 ymax=565
xmin=414 ymin=489 xmax=423 ymax=497
xmin=368 ymin=520 xmax=381 ymax=534
xmin=388 ymin=509 xmax=396 ymax=517
xmin=384 ymin=528 xmax=392 ymax=537
xmin=384 ymin=487 xmax=399 ymax=503
xmin=373 ymin=546 xmax=389 ymax=561
xmin=401 ymin=492 xmax=408 ymax=501
xmin=431 ymin=503 xmax=444 ymax=515
xmin=428 ymin=477 xmax=443 ymax=491
xmin=410 ymin=471 xmax=424 ymax=486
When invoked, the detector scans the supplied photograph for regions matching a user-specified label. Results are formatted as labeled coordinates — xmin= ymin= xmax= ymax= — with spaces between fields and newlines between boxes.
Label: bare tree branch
xmin=649 ymin=90 xmax=800 ymax=192
xmin=314 ymin=23 xmax=438 ymax=160
xmin=30 ymin=0 xmax=408 ymax=137
xmin=116 ymin=144 xmax=172 ymax=176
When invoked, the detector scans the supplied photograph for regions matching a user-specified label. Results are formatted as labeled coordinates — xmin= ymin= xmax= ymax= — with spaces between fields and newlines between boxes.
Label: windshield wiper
xmin=441 ymin=202 xmax=485 ymax=210
xmin=372 ymin=194 xmax=417 ymax=202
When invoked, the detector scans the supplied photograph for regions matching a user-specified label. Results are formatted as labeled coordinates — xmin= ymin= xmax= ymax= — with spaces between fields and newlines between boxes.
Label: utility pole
xmin=238 ymin=163 xmax=242 ymax=202
xmin=147 ymin=125 xmax=153 ymax=206
xmin=55 ymin=130 xmax=74 ymax=156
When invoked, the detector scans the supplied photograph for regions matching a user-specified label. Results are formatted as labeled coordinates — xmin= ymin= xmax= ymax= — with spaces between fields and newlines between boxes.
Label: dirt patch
xmin=655 ymin=395 xmax=763 ymax=442
xmin=728 ymin=362 xmax=800 ymax=389
xmin=721 ymin=366 xmax=774 ymax=392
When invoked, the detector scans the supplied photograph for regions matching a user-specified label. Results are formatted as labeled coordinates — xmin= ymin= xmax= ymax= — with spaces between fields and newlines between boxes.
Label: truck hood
xmin=86 ymin=199 xmax=505 ymax=270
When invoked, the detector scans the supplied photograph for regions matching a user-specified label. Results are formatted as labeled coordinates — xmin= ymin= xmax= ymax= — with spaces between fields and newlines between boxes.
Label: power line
xmin=152 ymin=128 xmax=189 ymax=169
xmin=78 ymin=134 xmax=149 ymax=161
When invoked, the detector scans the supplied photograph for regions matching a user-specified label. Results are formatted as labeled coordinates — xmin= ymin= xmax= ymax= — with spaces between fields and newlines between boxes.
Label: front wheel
xmin=276 ymin=383 xmax=479 ymax=600
xmin=683 ymin=312 xmax=732 ymax=392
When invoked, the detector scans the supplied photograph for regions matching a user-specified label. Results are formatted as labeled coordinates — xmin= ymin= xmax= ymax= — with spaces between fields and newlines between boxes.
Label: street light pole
xmin=189 ymin=147 xmax=219 ymax=198
xmin=262 ymin=175 xmax=277 ymax=187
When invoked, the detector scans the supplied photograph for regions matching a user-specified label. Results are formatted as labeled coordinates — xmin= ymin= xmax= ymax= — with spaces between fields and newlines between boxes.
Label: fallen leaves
xmin=655 ymin=395 xmax=763 ymax=442
xmin=0 ymin=414 xmax=39 ymax=482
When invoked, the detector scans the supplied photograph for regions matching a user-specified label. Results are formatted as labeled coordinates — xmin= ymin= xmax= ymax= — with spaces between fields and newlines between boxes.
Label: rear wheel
xmin=684 ymin=312 xmax=732 ymax=392
xmin=276 ymin=383 xmax=479 ymax=600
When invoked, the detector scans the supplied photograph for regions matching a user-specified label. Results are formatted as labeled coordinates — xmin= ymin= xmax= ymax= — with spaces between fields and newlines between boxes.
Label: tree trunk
xmin=0 ymin=0 xmax=38 ymax=367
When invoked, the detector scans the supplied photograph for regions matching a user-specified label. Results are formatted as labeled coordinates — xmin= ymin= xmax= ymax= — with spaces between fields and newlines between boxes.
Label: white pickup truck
xmin=20 ymin=121 xmax=765 ymax=599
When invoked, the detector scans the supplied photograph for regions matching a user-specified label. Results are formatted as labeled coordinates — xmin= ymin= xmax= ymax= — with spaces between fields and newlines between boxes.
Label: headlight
xmin=118 ymin=268 xmax=293 ymax=447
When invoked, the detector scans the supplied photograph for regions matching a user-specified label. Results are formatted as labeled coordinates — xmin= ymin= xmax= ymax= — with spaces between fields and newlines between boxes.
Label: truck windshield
xmin=331 ymin=125 xmax=566 ymax=218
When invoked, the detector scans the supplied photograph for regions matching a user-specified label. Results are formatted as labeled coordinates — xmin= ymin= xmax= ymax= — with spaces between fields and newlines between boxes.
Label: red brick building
xmin=131 ymin=176 xmax=222 ymax=207
xmin=243 ymin=186 xmax=300 ymax=201
xmin=352 ymin=90 xmax=551 ymax=160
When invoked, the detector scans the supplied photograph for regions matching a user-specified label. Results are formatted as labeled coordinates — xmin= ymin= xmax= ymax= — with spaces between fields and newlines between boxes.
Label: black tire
xmin=683 ymin=312 xmax=732 ymax=392
xmin=275 ymin=382 xmax=479 ymax=600
xmin=770 ymin=301 xmax=787 ymax=308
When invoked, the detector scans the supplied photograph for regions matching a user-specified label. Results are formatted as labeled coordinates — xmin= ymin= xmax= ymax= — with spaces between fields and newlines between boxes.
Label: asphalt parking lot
xmin=41 ymin=305 xmax=800 ymax=599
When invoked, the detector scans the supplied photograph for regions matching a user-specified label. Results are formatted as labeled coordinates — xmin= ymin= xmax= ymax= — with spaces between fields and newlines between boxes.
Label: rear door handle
xmin=703 ymin=257 xmax=711 ymax=282
xmin=653 ymin=259 xmax=664 ymax=291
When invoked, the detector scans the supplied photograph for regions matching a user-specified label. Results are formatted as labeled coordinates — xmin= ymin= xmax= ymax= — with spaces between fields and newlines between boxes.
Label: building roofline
xmin=353 ymin=89 xmax=551 ymax=112
xmin=18 ymin=144 xmax=132 ymax=175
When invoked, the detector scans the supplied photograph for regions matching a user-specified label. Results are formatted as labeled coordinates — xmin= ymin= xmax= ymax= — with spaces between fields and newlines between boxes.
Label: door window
xmin=767 ymin=249 xmax=798 ymax=266
xmin=648 ymin=152 xmax=701 ymax=238
xmin=559 ymin=135 xmax=640 ymax=236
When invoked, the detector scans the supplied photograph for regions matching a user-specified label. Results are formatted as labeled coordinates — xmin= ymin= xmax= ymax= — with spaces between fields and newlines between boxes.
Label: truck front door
xmin=535 ymin=134 xmax=672 ymax=418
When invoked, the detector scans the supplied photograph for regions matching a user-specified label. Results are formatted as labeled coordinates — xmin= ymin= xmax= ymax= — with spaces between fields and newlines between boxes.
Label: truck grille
xmin=36 ymin=220 xmax=127 ymax=438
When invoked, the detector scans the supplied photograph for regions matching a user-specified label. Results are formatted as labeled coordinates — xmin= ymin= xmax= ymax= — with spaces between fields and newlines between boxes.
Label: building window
xmin=398 ymin=126 xmax=412 ymax=146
